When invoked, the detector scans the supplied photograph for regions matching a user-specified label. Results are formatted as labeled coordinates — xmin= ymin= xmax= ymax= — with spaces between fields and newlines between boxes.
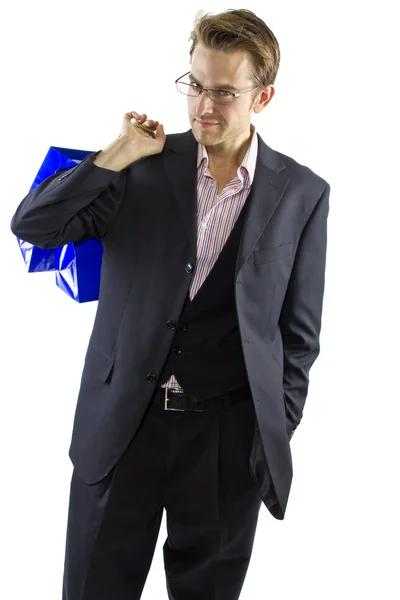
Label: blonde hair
xmin=188 ymin=8 xmax=281 ymax=92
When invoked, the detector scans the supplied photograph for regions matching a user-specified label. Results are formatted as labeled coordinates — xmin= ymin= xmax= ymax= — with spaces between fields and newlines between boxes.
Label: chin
xmin=193 ymin=130 xmax=219 ymax=146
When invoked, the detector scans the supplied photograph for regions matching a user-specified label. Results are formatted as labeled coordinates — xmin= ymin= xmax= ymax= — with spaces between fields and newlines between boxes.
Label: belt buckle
xmin=164 ymin=387 xmax=185 ymax=411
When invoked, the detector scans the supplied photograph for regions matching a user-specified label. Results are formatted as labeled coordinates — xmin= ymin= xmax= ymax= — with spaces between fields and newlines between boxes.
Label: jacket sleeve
xmin=279 ymin=182 xmax=330 ymax=439
xmin=10 ymin=152 xmax=127 ymax=248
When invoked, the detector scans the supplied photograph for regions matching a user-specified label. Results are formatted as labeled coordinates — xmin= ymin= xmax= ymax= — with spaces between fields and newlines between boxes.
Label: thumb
xmin=156 ymin=123 xmax=165 ymax=138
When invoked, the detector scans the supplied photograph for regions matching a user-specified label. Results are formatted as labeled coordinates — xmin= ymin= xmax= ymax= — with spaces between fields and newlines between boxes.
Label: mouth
xmin=196 ymin=119 xmax=219 ymax=127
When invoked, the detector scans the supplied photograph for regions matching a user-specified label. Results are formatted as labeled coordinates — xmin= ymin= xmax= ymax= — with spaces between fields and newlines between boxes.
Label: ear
xmin=252 ymin=85 xmax=275 ymax=114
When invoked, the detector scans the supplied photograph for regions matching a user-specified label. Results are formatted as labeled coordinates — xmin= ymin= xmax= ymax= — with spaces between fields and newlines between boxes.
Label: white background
xmin=1 ymin=1 xmax=399 ymax=599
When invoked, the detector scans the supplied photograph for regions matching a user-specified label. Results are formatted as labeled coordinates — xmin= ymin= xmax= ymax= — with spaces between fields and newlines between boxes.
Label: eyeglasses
xmin=175 ymin=71 xmax=259 ymax=105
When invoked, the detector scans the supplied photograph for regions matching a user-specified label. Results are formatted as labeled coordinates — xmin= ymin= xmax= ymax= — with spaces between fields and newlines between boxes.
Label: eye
xmin=190 ymin=82 xmax=202 ymax=89
xmin=217 ymin=90 xmax=232 ymax=97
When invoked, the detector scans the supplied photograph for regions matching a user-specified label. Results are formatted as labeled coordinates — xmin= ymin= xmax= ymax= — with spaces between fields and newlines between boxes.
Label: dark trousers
xmin=62 ymin=386 xmax=262 ymax=600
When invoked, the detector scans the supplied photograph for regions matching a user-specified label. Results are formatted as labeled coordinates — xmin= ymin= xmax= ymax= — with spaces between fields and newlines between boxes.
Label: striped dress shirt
xmin=161 ymin=122 xmax=259 ymax=392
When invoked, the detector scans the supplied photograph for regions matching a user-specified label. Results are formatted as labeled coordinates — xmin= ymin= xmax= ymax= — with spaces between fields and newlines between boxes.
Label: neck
xmin=206 ymin=124 xmax=253 ymax=171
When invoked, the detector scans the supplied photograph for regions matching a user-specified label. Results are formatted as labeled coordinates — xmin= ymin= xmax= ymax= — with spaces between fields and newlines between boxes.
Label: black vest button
xmin=173 ymin=347 xmax=182 ymax=355
xmin=147 ymin=373 xmax=157 ymax=383
xmin=167 ymin=320 xmax=176 ymax=329
xmin=180 ymin=324 xmax=188 ymax=331
xmin=185 ymin=263 xmax=194 ymax=273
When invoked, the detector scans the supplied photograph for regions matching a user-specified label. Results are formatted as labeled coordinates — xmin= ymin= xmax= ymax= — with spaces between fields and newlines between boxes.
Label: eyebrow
xmin=189 ymin=73 xmax=240 ymax=93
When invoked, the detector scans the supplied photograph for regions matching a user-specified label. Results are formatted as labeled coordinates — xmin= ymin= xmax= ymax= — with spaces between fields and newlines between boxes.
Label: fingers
xmin=140 ymin=117 xmax=158 ymax=128
xmin=130 ymin=111 xmax=147 ymax=123
xmin=129 ymin=112 xmax=159 ymax=128
xmin=130 ymin=111 xmax=144 ymax=119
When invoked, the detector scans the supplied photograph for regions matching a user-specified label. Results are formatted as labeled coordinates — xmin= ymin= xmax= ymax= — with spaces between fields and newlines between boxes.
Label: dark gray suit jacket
xmin=10 ymin=128 xmax=330 ymax=519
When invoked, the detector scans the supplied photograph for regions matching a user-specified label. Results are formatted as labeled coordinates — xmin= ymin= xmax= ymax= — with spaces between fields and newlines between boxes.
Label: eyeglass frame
xmin=175 ymin=71 xmax=260 ymax=104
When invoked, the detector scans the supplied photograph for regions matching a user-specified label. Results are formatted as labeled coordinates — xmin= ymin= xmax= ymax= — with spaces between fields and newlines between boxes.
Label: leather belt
xmin=158 ymin=386 xmax=252 ymax=412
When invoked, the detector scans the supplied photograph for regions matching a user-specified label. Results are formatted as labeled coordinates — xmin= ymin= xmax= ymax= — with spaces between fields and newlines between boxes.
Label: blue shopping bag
xmin=18 ymin=239 xmax=59 ymax=273
xmin=55 ymin=239 xmax=103 ymax=303
xmin=16 ymin=146 xmax=80 ymax=272
xmin=16 ymin=146 xmax=103 ymax=302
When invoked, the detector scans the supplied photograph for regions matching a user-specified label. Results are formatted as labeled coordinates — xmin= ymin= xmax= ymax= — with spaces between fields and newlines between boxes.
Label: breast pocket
xmin=253 ymin=242 xmax=293 ymax=265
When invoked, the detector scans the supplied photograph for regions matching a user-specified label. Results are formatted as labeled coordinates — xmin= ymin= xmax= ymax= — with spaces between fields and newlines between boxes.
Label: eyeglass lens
xmin=177 ymin=79 xmax=233 ymax=103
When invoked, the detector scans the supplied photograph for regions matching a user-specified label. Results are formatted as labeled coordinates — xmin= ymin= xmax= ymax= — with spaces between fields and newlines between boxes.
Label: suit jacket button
xmin=173 ymin=348 xmax=182 ymax=355
xmin=180 ymin=324 xmax=188 ymax=331
xmin=147 ymin=373 xmax=157 ymax=383
xmin=167 ymin=320 xmax=176 ymax=329
xmin=185 ymin=263 xmax=194 ymax=273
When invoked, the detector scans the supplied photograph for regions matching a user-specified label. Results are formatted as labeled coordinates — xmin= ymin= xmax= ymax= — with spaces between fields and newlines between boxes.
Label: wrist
xmin=93 ymin=136 xmax=141 ymax=171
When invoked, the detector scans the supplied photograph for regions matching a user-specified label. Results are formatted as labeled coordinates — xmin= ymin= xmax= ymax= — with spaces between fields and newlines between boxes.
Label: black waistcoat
xmin=158 ymin=188 xmax=253 ymax=401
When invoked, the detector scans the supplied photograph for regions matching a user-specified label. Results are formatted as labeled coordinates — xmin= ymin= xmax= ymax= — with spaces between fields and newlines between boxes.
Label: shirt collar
xmin=197 ymin=122 xmax=258 ymax=185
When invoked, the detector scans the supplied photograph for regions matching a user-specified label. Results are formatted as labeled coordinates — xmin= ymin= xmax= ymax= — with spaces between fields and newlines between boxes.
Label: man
xmin=10 ymin=8 xmax=330 ymax=600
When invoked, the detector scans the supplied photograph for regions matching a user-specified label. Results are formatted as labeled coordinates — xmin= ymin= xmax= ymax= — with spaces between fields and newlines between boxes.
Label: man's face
xmin=188 ymin=42 xmax=263 ymax=147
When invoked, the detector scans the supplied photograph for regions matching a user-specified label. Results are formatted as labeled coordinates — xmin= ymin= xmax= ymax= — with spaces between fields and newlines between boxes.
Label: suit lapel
xmin=235 ymin=149 xmax=290 ymax=277
xmin=161 ymin=129 xmax=290 ymax=276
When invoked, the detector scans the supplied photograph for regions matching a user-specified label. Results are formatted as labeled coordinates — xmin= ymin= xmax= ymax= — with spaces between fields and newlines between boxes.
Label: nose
xmin=196 ymin=89 xmax=215 ymax=114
